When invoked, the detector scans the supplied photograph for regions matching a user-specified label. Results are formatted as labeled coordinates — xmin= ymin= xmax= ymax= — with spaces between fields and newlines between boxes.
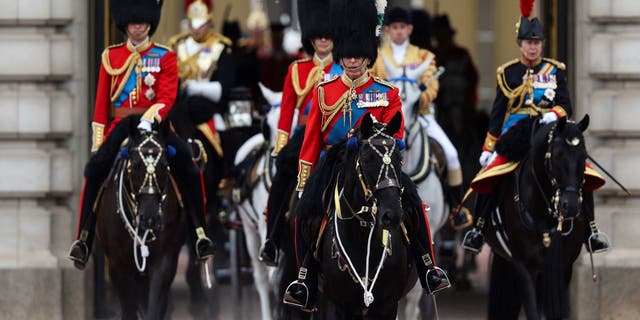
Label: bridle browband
xmin=355 ymin=127 xmax=403 ymax=198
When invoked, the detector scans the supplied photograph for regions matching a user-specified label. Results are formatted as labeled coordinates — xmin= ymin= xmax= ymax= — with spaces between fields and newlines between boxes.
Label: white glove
xmin=539 ymin=112 xmax=559 ymax=124
xmin=479 ymin=151 xmax=493 ymax=167
xmin=137 ymin=119 xmax=152 ymax=132
xmin=186 ymin=80 xmax=222 ymax=103
xmin=298 ymin=191 xmax=303 ymax=199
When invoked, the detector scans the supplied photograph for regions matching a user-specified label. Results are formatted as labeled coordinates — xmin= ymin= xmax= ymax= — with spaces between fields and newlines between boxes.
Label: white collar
xmin=390 ymin=40 xmax=409 ymax=65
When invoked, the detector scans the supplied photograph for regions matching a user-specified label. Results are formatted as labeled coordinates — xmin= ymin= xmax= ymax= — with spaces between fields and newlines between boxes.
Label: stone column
xmin=0 ymin=0 xmax=88 ymax=318
xmin=573 ymin=1 xmax=640 ymax=319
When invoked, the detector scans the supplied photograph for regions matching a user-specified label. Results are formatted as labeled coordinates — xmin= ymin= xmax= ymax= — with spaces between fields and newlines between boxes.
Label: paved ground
xmin=94 ymin=245 xmax=496 ymax=319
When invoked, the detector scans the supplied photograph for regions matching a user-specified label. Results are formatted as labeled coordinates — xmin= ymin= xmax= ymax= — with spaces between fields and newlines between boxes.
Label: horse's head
xmin=535 ymin=115 xmax=590 ymax=218
xmin=123 ymin=129 xmax=171 ymax=232
xmin=350 ymin=112 xmax=404 ymax=229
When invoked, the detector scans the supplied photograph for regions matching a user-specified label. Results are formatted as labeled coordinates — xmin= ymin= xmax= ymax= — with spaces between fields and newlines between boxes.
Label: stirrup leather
xmin=425 ymin=266 xmax=451 ymax=295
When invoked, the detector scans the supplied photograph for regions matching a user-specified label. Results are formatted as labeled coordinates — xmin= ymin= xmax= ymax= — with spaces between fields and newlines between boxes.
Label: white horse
xmin=383 ymin=56 xmax=449 ymax=319
xmin=231 ymin=83 xmax=296 ymax=320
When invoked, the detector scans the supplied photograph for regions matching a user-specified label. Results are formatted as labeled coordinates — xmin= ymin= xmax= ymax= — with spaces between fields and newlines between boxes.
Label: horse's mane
xmin=494 ymin=117 xmax=536 ymax=161
xmin=296 ymin=140 xmax=346 ymax=220
xmin=167 ymin=93 xmax=225 ymax=127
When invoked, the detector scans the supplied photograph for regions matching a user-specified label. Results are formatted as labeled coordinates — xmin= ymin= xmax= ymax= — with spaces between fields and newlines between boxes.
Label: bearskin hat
xmin=384 ymin=6 xmax=411 ymax=26
xmin=411 ymin=9 xmax=433 ymax=50
xmin=330 ymin=0 xmax=379 ymax=67
xmin=110 ymin=0 xmax=164 ymax=36
xmin=298 ymin=0 xmax=333 ymax=55
xmin=517 ymin=0 xmax=544 ymax=41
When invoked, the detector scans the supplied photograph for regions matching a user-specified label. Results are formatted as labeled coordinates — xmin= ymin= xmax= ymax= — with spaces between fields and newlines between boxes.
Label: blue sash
xmin=114 ymin=46 xmax=169 ymax=107
xmin=326 ymin=82 xmax=390 ymax=145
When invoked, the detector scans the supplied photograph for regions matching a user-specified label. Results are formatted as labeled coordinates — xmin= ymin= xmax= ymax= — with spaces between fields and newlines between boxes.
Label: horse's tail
xmin=539 ymin=232 xmax=569 ymax=319
xmin=488 ymin=254 xmax=524 ymax=320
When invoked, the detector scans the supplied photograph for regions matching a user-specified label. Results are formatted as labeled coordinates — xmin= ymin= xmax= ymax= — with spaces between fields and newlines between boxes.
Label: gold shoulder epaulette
xmin=105 ymin=42 xmax=125 ymax=50
xmin=294 ymin=57 xmax=312 ymax=65
xmin=543 ymin=58 xmax=566 ymax=70
xmin=318 ymin=75 xmax=340 ymax=87
xmin=373 ymin=76 xmax=395 ymax=89
xmin=154 ymin=43 xmax=174 ymax=52
xmin=496 ymin=58 xmax=519 ymax=74
xmin=166 ymin=33 xmax=189 ymax=49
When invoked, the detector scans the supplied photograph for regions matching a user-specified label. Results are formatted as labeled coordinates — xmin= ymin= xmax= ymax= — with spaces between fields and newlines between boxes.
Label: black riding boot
xmin=283 ymin=217 xmax=318 ymax=312
xmin=447 ymin=184 xmax=472 ymax=229
xmin=261 ymin=130 xmax=303 ymax=266
xmin=68 ymin=180 xmax=101 ymax=270
xmin=166 ymin=134 xmax=215 ymax=260
xmin=462 ymin=193 xmax=493 ymax=254
xmin=68 ymin=120 xmax=132 ymax=270
xmin=411 ymin=203 xmax=451 ymax=294
xmin=259 ymin=174 xmax=294 ymax=266
xmin=583 ymin=192 xmax=609 ymax=253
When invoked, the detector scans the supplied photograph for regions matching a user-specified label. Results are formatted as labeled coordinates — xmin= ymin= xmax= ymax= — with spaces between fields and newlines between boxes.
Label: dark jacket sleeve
xmin=488 ymin=85 xmax=508 ymax=138
xmin=210 ymin=46 xmax=237 ymax=112
xmin=552 ymin=68 xmax=572 ymax=118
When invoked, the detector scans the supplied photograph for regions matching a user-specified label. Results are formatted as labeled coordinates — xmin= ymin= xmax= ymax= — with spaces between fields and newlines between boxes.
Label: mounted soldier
xmin=370 ymin=6 xmax=471 ymax=230
xmin=168 ymin=0 xmax=236 ymax=161
xmin=461 ymin=0 xmax=609 ymax=254
xmin=282 ymin=0 xmax=450 ymax=311
xmin=68 ymin=0 xmax=214 ymax=270
xmin=259 ymin=0 xmax=343 ymax=266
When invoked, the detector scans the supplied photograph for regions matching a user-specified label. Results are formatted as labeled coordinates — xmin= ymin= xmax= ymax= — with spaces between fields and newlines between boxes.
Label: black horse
xmin=96 ymin=123 xmax=186 ymax=319
xmin=296 ymin=113 xmax=417 ymax=319
xmin=484 ymin=115 xmax=590 ymax=320
xmin=168 ymin=93 xmax=263 ymax=317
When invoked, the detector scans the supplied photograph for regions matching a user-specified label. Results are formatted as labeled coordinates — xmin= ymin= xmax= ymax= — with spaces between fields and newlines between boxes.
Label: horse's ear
xmin=556 ymin=115 xmax=567 ymax=132
xmin=578 ymin=114 xmax=590 ymax=132
xmin=386 ymin=111 xmax=402 ymax=136
xmin=360 ymin=113 xmax=374 ymax=137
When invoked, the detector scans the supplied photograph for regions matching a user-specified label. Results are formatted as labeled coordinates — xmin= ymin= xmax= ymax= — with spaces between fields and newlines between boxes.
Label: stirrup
xmin=195 ymin=237 xmax=215 ymax=260
xmin=258 ymin=241 xmax=279 ymax=267
xmin=588 ymin=231 xmax=611 ymax=254
xmin=425 ymin=266 xmax=451 ymax=295
xmin=450 ymin=206 xmax=473 ymax=230
xmin=462 ymin=229 xmax=483 ymax=254
xmin=283 ymin=280 xmax=309 ymax=309
xmin=67 ymin=240 xmax=89 ymax=269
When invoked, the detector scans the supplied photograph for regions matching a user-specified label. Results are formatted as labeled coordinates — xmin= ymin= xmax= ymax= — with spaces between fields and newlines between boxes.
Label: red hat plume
xmin=520 ymin=0 xmax=534 ymax=18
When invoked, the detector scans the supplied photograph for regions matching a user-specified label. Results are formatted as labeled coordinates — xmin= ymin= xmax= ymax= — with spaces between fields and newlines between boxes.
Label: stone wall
xmin=0 ymin=0 xmax=89 ymax=318
xmin=573 ymin=1 xmax=640 ymax=319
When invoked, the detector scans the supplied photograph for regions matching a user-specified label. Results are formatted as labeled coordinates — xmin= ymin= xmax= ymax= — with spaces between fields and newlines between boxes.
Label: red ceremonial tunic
xmin=296 ymin=72 xmax=404 ymax=190
xmin=273 ymin=55 xmax=342 ymax=155
xmin=91 ymin=40 xmax=178 ymax=151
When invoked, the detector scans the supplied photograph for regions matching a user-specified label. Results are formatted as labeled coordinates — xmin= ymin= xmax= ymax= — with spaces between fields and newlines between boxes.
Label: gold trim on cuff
xmin=296 ymin=160 xmax=312 ymax=191
xmin=272 ymin=130 xmax=289 ymax=156
xmin=551 ymin=106 xmax=567 ymax=118
xmin=483 ymin=132 xmax=498 ymax=152
xmin=91 ymin=122 xmax=105 ymax=152
xmin=141 ymin=103 xmax=166 ymax=123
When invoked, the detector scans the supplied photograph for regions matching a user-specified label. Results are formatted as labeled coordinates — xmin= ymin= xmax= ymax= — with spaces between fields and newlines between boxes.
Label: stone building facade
xmin=0 ymin=0 xmax=89 ymax=319
xmin=572 ymin=1 xmax=640 ymax=319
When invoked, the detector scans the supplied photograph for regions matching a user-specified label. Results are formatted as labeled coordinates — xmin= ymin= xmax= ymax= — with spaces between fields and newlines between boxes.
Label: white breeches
xmin=419 ymin=114 xmax=461 ymax=170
